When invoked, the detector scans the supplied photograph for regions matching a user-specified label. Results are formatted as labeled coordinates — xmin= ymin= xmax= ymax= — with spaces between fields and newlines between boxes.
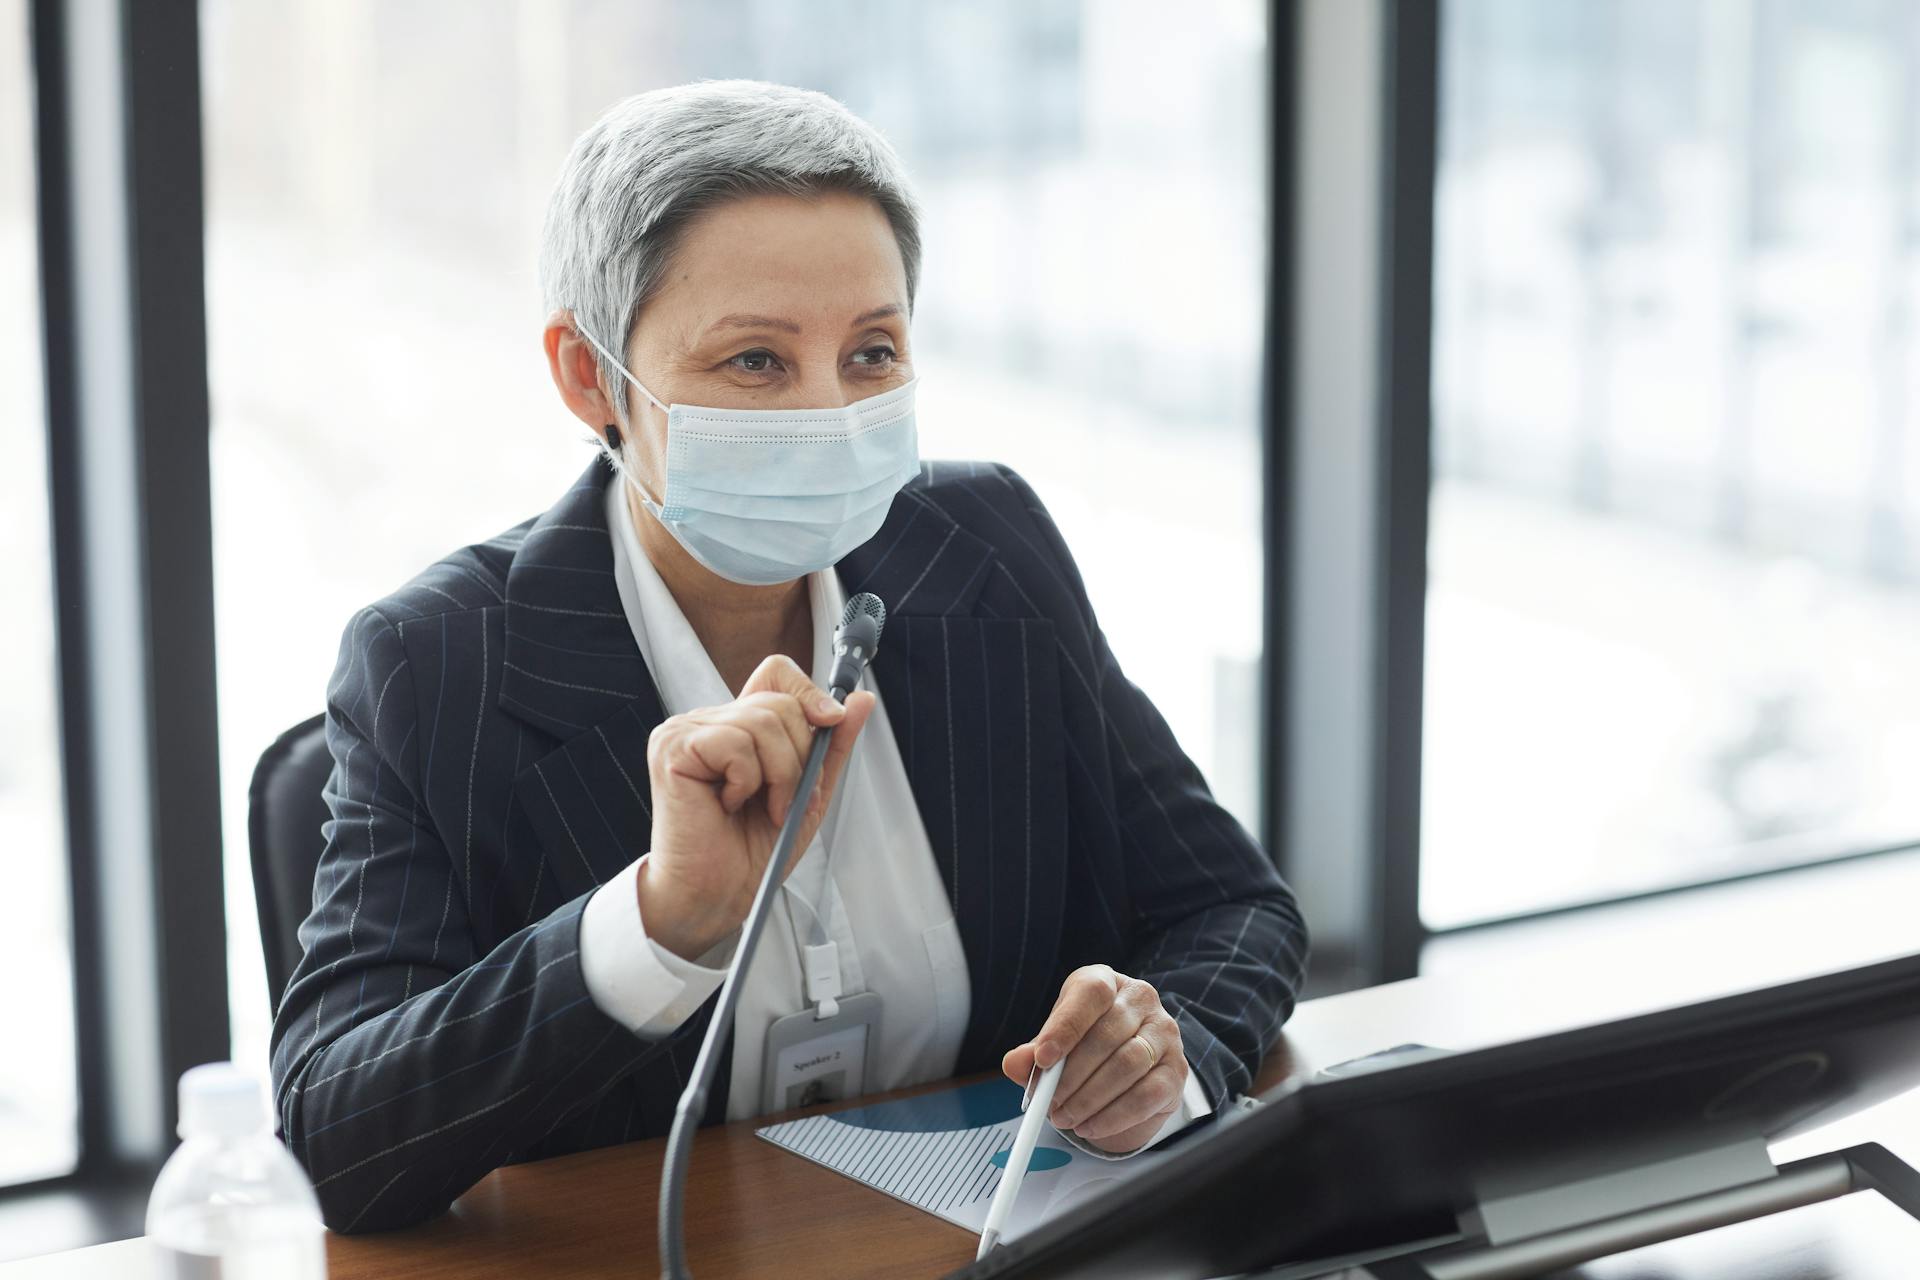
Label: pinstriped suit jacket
xmin=269 ymin=456 xmax=1309 ymax=1233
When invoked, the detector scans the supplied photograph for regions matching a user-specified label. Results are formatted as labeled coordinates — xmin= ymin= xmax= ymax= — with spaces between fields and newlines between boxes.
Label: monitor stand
xmin=1261 ymin=1142 xmax=1920 ymax=1280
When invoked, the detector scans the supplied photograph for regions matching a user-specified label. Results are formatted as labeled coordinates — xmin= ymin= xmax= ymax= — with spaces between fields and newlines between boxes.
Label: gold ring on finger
xmin=1134 ymin=1032 xmax=1158 ymax=1069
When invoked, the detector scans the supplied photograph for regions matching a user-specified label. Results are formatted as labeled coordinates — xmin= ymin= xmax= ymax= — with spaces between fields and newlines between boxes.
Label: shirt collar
xmin=604 ymin=474 xmax=841 ymax=716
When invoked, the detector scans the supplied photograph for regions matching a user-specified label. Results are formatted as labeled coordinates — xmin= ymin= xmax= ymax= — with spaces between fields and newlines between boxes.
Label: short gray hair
xmin=540 ymin=79 xmax=923 ymax=425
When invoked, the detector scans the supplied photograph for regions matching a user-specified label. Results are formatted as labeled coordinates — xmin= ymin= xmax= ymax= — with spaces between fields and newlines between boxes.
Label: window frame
xmin=1273 ymin=0 xmax=1437 ymax=990
xmin=1371 ymin=0 xmax=1439 ymax=983
xmin=6 ymin=0 xmax=229 ymax=1215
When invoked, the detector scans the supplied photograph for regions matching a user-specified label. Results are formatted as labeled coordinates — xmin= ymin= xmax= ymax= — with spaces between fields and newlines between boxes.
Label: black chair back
xmin=247 ymin=713 xmax=333 ymax=1014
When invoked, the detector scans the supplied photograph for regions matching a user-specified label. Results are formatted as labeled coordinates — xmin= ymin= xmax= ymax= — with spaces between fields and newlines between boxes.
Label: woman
xmin=271 ymin=80 xmax=1308 ymax=1234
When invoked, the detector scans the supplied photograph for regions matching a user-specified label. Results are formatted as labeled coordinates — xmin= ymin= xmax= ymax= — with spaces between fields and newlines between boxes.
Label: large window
xmin=0 ymin=0 xmax=80 ymax=1187
xmin=1424 ymin=0 xmax=1920 ymax=928
xmin=201 ymin=1 xmax=1268 ymax=1075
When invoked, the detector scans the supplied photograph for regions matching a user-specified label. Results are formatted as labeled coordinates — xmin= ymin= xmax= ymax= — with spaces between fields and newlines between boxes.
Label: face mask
xmin=577 ymin=327 xmax=920 ymax=586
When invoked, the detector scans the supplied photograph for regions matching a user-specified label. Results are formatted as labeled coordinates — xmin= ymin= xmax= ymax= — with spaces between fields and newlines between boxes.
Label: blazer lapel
xmin=497 ymin=460 xmax=737 ymax=1123
xmin=500 ymin=459 xmax=666 ymax=905
xmin=499 ymin=459 xmax=658 ymax=736
xmin=841 ymin=480 xmax=1069 ymax=1072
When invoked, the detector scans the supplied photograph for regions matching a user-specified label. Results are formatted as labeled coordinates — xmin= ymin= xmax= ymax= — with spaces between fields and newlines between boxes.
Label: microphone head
xmin=828 ymin=593 xmax=887 ymax=695
xmin=838 ymin=592 xmax=887 ymax=653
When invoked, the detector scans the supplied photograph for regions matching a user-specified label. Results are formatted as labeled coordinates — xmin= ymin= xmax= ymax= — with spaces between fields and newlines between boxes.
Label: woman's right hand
xmin=637 ymin=654 xmax=875 ymax=960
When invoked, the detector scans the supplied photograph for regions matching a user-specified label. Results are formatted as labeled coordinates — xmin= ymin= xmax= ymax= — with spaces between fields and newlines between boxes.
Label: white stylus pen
xmin=977 ymin=1058 xmax=1066 ymax=1259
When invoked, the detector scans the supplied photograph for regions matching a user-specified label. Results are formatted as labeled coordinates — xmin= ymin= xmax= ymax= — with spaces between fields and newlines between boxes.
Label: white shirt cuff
xmin=579 ymin=855 xmax=737 ymax=1036
xmin=1056 ymin=1060 xmax=1213 ymax=1161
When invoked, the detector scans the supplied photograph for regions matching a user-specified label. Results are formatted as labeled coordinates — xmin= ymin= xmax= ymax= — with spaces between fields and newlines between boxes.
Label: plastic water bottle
xmin=146 ymin=1062 xmax=327 ymax=1280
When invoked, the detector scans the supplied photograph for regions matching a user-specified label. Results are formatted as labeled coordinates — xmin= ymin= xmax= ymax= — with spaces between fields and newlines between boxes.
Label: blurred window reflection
xmin=201 ymin=1 xmax=1268 ymax=1074
xmin=0 ymin=0 xmax=81 ymax=1187
xmin=1425 ymin=0 xmax=1920 ymax=927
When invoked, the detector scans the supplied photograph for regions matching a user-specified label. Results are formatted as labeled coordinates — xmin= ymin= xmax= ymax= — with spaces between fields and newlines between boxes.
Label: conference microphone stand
xmin=658 ymin=592 xmax=888 ymax=1280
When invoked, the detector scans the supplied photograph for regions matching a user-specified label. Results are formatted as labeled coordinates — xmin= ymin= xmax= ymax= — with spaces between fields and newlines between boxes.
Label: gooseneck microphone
xmin=659 ymin=593 xmax=888 ymax=1279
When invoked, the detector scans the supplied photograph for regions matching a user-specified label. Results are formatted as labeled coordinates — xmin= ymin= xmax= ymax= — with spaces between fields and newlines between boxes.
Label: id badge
xmin=761 ymin=991 xmax=883 ymax=1113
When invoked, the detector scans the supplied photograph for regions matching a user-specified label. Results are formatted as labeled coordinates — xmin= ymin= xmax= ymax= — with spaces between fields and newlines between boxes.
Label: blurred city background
xmin=3 ymin=0 xmax=1918 ymax=1201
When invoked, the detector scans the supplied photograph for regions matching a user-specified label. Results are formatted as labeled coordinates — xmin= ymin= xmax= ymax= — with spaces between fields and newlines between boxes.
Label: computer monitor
xmin=959 ymin=950 xmax=1920 ymax=1278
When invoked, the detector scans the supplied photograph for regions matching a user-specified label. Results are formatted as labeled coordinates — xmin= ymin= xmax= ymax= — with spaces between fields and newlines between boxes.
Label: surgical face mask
xmin=577 ymin=327 xmax=920 ymax=587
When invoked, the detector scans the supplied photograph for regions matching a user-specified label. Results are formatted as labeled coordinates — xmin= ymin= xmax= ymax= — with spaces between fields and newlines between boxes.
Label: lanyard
xmin=778 ymin=707 xmax=856 ymax=1020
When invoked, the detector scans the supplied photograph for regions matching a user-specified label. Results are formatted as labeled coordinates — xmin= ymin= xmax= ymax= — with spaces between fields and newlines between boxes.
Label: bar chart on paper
xmin=755 ymin=1078 xmax=1167 ymax=1242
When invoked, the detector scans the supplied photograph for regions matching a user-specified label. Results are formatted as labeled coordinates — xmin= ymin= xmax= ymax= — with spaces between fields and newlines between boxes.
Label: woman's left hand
xmin=1001 ymin=965 xmax=1187 ymax=1154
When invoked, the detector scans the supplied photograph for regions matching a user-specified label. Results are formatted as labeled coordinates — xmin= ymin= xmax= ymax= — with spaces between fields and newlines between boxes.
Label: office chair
xmin=247 ymin=713 xmax=333 ymax=1015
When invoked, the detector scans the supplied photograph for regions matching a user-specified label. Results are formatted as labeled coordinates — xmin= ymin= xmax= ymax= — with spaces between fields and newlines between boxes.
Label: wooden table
xmin=322 ymin=1047 xmax=1304 ymax=1280
xmin=318 ymin=956 xmax=1920 ymax=1280
xmin=9 ymin=961 xmax=1919 ymax=1279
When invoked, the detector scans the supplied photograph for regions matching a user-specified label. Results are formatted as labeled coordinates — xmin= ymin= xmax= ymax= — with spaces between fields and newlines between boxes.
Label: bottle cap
xmin=178 ymin=1062 xmax=269 ymax=1140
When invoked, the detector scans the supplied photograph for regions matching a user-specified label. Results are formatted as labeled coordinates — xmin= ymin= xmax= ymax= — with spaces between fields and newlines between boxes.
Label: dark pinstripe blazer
xmin=269 ymin=456 xmax=1308 ymax=1233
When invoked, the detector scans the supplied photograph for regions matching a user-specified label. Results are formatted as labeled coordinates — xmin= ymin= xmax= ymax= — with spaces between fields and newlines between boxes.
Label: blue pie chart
xmin=989 ymin=1147 xmax=1072 ymax=1172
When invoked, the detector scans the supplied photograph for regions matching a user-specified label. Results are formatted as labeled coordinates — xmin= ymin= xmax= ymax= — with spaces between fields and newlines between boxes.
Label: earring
xmin=605 ymin=422 xmax=623 ymax=451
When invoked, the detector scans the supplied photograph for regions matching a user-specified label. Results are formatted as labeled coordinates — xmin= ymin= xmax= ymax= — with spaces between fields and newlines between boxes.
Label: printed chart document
xmin=755 ymin=1077 xmax=1174 ymax=1245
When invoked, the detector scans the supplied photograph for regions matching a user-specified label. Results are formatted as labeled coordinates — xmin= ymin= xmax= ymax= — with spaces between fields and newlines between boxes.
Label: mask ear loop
xmin=574 ymin=322 xmax=671 ymax=416
xmin=602 ymin=424 xmax=669 ymax=517
xmin=577 ymin=321 xmax=673 ymax=511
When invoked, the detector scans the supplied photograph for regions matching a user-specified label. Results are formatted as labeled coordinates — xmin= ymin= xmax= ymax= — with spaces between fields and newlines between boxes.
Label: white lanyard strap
xmin=779 ymin=709 xmax=856 ymax=1019
xmin=780 ymin=883 xmax=841 ymax=1019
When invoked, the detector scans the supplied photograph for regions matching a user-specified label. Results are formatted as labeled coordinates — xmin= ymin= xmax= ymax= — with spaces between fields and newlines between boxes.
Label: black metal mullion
xmin=31 ymin=0 xmax=227 ymax=1181
xmin=121 ymin=0 xmax=229 ymax=1111
xmin=1373 ymin=0 xmax=1441 ymax=982
xmin=29 ymin=0 xmax=113 ymax=1185
xmin=1259 ymin=0 xmax=1298 ymax=874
